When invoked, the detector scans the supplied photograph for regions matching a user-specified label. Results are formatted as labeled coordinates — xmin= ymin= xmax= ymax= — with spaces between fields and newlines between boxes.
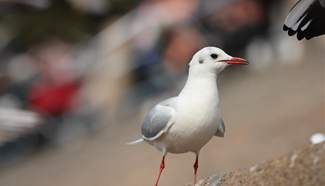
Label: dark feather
xmin=284 ymin=0 xmax=325 ymax=40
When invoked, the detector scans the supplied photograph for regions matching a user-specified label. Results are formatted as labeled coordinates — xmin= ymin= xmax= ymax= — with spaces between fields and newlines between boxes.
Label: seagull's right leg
xmin=193 ymin=152 xmax=199 ymax=185
xmin=154 ymin=155 xmax=166 ymax=186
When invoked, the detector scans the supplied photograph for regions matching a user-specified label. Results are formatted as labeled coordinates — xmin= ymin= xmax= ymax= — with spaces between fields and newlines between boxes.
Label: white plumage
xmin=129 ymin=47 xmax=248 ymax=186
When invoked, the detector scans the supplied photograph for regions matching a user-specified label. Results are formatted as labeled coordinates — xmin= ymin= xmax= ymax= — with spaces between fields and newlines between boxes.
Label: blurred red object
xmin=28 ymin=80 xmax=80 ymax=116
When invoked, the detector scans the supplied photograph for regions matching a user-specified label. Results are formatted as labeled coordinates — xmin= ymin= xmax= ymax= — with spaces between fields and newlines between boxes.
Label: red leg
xmin=154 ymin=155 xmax=166 ymax=186
xmin=193 ymin=154 xmax=199 ymax=185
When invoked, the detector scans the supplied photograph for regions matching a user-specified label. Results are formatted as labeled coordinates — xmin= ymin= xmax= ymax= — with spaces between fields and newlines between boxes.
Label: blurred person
xmin=94 ymin=0 xmax=200 ymax=117
xmin=28 ymin=38 xmax=80 ymax=116
xmin=27 ymin=38 xmax=82 ymax=143
xmin=193 ymin=0 xmax=279 ymax=56
xmin=0 ymin=52 xmax=44 ymax=161
xmin=6 ymin=53 xmax=40 ymax=109
xmin=128 ymin=25 xmax=203 ymax=108
xmin=163 ymin=26 xmax=203 ymax=72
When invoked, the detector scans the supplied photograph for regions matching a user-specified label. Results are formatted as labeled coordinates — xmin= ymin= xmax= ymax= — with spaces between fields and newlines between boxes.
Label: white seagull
xmin=129 ymin=47 xmax=248 ymax=186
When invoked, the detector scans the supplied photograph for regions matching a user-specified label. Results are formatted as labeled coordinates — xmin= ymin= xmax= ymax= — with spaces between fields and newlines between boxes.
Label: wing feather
xmin=284 ymin=0 xmax=325 ymax=40
xmin=141 ymin=97 xmax=176 ymax=141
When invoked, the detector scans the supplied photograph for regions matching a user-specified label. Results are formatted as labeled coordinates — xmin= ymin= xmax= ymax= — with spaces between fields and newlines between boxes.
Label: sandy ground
xmin=0 ymin=46 xmax=324 ymax=186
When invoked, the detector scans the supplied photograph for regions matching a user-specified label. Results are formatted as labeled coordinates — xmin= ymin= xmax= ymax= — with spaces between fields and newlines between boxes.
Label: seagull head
xmin=189 ymin=47 xmax=248 ymax=75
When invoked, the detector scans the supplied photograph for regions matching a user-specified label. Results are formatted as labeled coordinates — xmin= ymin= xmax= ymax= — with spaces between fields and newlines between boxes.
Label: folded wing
xmin=141 ymin=97 xmax=177 ymax=141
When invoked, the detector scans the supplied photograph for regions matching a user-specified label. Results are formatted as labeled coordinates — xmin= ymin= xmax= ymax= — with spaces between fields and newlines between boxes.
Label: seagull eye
xmin=199 ymin=60 xmax=204 ymax=64
xmin=210 ymin=53 xmax=218 ymax=59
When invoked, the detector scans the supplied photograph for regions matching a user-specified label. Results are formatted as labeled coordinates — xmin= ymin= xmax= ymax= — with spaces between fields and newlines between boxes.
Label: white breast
xmin=156 ymin=76 xmax=220 ymax=153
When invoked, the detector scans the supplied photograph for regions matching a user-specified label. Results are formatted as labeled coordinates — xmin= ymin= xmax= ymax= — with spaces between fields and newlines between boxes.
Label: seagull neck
xmin=179 ymin=72 xmax=219 ymax=97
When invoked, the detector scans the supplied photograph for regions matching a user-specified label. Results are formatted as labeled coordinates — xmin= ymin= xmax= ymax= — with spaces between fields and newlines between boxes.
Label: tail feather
xmin=127 ymin=138 xmax=144 ymax=145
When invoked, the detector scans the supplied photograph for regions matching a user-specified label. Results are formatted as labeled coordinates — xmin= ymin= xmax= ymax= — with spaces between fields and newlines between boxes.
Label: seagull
xmin=128 ymin=47 xmax=248 ymax=186
xmin=283 ymin=0 xmax=325 ymax=40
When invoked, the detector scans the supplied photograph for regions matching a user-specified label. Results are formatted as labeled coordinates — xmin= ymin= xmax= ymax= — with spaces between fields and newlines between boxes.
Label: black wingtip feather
xmin=283 ymin=25 xmax=289 ymax=31
xmin=284 ymin=0 xmax=325 ymax=40
xmin=288 ymin=29 xmax=296 ymax=36
xmin=297 ymin=32 xmax=304 ymax=40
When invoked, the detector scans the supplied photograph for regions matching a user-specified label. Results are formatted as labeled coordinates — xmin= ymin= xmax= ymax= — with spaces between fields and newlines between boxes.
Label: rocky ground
xmin=196 ymin=142 xmax=325 ymax=186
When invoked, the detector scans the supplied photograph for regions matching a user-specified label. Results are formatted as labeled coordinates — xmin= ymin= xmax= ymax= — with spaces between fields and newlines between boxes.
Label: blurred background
xmin=0 ymin=0 xmax=323 ymax=185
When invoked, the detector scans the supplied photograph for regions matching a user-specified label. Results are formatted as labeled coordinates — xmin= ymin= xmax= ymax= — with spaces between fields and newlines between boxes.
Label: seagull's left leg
xmin=193 ymin=152 xmax=199 ymax=184
xmin=154 ymin=154 xmax=166 ymax=186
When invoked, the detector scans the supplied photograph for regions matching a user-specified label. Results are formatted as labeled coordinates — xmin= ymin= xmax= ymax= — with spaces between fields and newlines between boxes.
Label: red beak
xmin=221 ymin=57 xmax=248 ymax=65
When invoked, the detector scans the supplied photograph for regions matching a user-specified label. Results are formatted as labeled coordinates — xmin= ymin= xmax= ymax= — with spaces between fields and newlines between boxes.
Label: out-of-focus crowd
xmin=0 ymin=37 xmax=100 ymax=162
xmin=125 ymin=0 xmax=280 ymax=97
xmin=0 ymin=0 xmax=308 ymax=164
xmin=95 ymin=0 xmax=294 ymax=114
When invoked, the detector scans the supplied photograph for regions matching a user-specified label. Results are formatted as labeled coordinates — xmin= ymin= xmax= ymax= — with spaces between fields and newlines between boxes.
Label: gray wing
xmin=284 ymin=0 xmax=325 ymax=40
xmin=141 ymin=97 xmax=177 ymax=141
xmin=284 ymin=0 xmax=315 ymax=28
xmin=215 ymin=119 xmax=225 ymax=137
